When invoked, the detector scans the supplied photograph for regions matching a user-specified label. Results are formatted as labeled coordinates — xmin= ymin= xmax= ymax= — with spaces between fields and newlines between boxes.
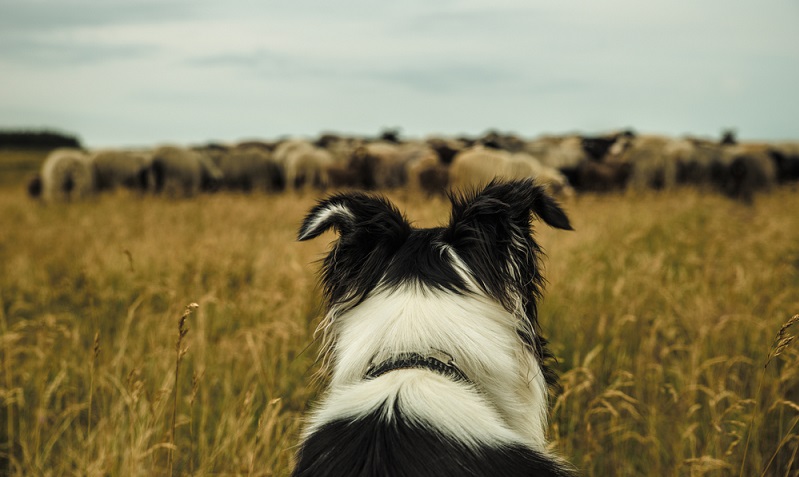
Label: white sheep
xmin=37 ymin=148 xmax=95 ymax=201
xmin=274 ymin=139 xmax=333 ymax=190
xmin=450 ymin=146 xmax=573 ymax=196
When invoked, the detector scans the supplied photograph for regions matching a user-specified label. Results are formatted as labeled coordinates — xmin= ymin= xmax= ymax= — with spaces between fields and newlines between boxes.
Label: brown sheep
xmin=403 ymin=142 xmax=446 ymax=193
xmin=478 ymin=130 xmax=526 ymax=152
xmin=90 ymin=149 xmax=153 ymax=192
xmin=572 ymin=159 xmax=632 ymax=192
xmin=348 ymin=142 xmax=408 ymax=190
xmin=150 ymin=146 xmax=223 ymax=197
xmin=771 ymin=142 xmax=799 ymax=183
xmin=215 ymin=146 xmax=284 ymax=192
xmin=417 ymin=164 xmax=450 ymax=196
xmin=718 ymin=143 xmax=777 ymax=203
xmin=425 ymin=137 xmax=466 ymax=165
xmin=671 ymin=138 xmax=727 ymax=188
xmin=611 ymin=135 xmax=679 ymax=191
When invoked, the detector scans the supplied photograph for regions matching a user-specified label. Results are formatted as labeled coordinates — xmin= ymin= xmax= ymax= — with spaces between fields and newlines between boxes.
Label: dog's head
xmin=300 ymin=178 xmax=570 ymax=376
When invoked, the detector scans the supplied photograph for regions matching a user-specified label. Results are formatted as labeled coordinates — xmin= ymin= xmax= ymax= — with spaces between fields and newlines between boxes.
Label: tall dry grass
xmin=0 ymin=166 xmax=797 ymax=475
xmin=541 ymin=190 xmax=799 ymax=476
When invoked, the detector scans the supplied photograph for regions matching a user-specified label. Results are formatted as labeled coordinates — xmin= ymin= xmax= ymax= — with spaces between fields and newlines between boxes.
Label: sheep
xmin=35 ymin=148 xmax=95 ymax=201
xmin=611 ymin=135 xmax=679 ymax=191
xmin=90 ymin=149 xmax=153 ymax=193
xmin=717 ymin=143 xmax=777 ymax=203
xmin=571 ymin=158 xmax=632 ymax=192
xmin=274 ymin=139 xmax=334 ymax=190
xmin=450 ymin=146 xmax=574 ymax=196
xmin=526 ymin=132 xmax=634 ymax=191
xmin=507 ymin=152 xmax=575 ymax=197
xmin=580 ymin=131 xmax=634 ymax=161
xmin=348 ymin=141 xmax=408 ymax=190
xmin=150 ymin=146 xmax=223 ymax=197
xmin=771 ymin=142 xmax=799 ymax=183
xmin=525 ymin=135 xmax=589 ymax=170
xmin=403 ymin=142 xmax=446 ymax=194
xmin=325 ymin=164 xmax=359 ymax=189
xmin=234 ymin=140 xmax=276 ymax=152
xmin=273 ymin=139 xmax=311 ymax=166
xmin=318 ymin=135 xmax=365 ymax=167
xmin=425 ymin=136 xmax=466 ymax=165
xmin=449 ymin=146 xmax=507 ymax=191
xmin=670 ymin=138 xmax=727 ymax=188
xmin=214 ymin=146 xmax=284 ymax=193
xmin=417 ymin=164 xmax=450 ymax=196
xmin=478 ymin=130 xmax=526 ymax=152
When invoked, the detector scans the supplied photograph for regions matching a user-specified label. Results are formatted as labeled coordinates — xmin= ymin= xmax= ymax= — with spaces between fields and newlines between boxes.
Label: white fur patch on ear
xmin=298 ymin=203 xmax=356 ymax=241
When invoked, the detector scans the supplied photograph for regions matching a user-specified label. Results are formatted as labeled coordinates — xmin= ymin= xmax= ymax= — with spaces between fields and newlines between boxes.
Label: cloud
xmin=399 ymin=5 xmax=556 ymax=36
xmin=187 ymin=49 xmax=300 ymax=72
xmin=0 ymin=1 xmax=197 ymax=31
xmin=187 ymin=48 xmax=512 ymax=93
xmin=0 ymin=1 xmax=184 ymax=66
xmin=365 ymin=64 xmax=517 ymax=93
xmin=0 ymin=37 xmax=158 ymax=65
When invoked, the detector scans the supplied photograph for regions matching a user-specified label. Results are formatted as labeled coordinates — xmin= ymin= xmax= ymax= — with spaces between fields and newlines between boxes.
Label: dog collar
xmin=364 ymin=350 xmax=471 ymax=384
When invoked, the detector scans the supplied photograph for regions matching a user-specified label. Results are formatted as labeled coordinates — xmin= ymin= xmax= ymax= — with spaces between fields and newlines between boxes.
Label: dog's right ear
xmin=298 ymin=192 xmax=410 ymax=243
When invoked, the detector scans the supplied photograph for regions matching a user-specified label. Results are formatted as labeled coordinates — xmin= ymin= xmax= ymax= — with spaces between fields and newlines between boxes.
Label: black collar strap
xmin=364 ymin=350 xmax=471 ymax=384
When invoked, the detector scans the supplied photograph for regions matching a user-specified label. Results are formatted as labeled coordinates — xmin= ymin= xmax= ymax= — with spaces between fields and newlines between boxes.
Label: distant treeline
xmin=0 ymin=130 xmax=82 ymax=149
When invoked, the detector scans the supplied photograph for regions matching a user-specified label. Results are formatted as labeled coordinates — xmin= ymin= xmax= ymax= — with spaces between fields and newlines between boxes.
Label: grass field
xmin=1 ymin=150 xmax=798 ymax=476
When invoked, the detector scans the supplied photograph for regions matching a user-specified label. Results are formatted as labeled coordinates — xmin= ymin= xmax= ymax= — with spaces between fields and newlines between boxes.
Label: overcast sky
xmin=1 ymin=0 xmax=797 ymax=148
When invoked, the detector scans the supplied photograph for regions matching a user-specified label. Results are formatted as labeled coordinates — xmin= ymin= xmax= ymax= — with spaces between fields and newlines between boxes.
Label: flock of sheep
xmin=27 ymin=130 xmax=799 ymax=203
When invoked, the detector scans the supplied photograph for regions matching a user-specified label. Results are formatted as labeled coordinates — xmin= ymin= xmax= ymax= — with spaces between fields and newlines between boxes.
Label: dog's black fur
xmin=292 ymin=404 xmax=572 ymax=477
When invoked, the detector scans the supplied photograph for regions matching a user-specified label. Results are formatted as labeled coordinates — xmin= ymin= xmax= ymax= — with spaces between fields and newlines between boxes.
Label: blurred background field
xmin=1 ymin=147 xmax=798 ymax=476
xmin=0 ymin=149 xmax=47 ymax=187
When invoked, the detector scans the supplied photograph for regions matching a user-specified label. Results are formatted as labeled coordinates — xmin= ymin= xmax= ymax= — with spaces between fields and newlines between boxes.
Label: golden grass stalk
xmin=167 ymin=303 xmax=197 ymax=477
xmin=189 ymin=368 xmax=204 ymax=475
xmin=86 ymin=331 xmax=99 ymax=464
xmin=740 ymin=313 xmax=799 ymax=477
xmin=1 ymin=297 xmax=15 ymax=470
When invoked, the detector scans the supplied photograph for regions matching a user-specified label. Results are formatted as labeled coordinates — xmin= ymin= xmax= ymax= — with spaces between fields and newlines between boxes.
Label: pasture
xmin=1 ymin=148 xmax=798 ymax=476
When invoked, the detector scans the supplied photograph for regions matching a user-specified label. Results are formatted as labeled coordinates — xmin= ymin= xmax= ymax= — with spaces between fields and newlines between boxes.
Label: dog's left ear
xmin=445 ymin=179 xmax=573 ymax=242
xmin=298 ymin=192 xmax=410 ymax=243
xmin=299 ymin=193 xmax=410 ymax=305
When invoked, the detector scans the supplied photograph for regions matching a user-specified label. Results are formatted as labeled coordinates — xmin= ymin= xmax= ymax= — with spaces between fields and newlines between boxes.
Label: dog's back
xmin=293 ymin=397 xmax=572 ymax=476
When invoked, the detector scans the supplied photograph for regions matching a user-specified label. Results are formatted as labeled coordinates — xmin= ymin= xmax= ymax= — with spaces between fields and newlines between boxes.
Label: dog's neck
xmin=364 ymin=350 xmax=471 ymax=384
xmin=312 ymin=285 xmax=551 ymax=451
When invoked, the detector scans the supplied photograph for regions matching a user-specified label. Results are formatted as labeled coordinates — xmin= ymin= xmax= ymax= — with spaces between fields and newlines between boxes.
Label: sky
xmin=0 ymin=0 xmax=797 ymax=148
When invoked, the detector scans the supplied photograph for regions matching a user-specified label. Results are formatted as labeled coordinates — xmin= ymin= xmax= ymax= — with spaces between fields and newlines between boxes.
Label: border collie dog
xmin=294 ymin=179 xmax=575 ymax=477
